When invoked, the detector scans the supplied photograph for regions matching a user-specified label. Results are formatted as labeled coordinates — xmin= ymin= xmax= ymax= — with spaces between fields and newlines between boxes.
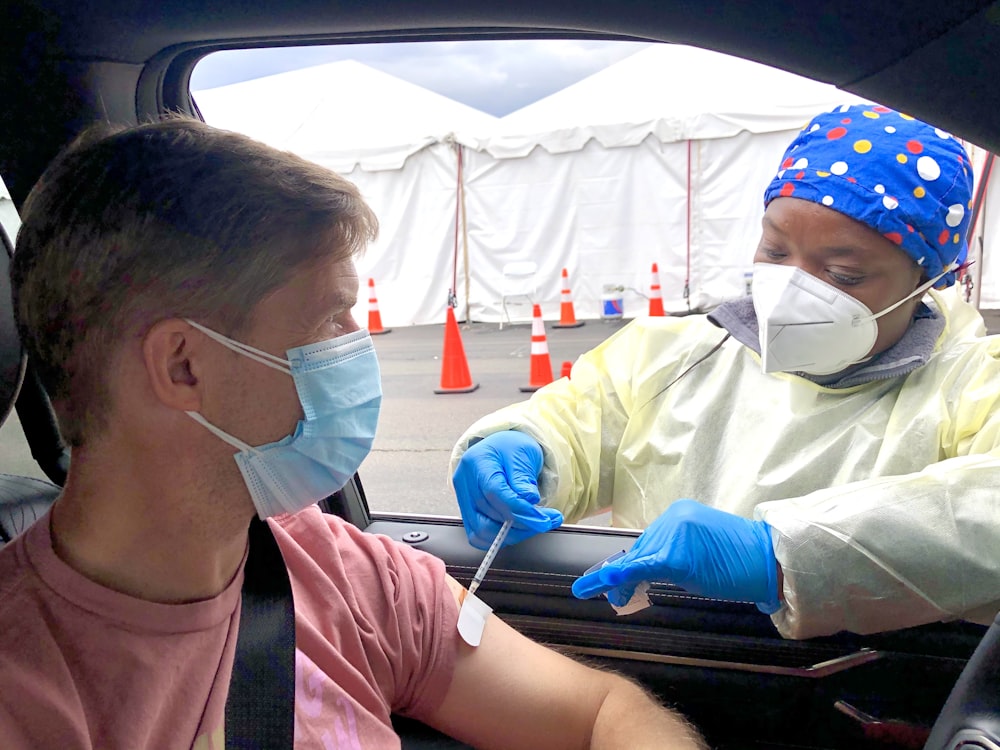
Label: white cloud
xmin=192 ymin=39 xmax=651 ymax=116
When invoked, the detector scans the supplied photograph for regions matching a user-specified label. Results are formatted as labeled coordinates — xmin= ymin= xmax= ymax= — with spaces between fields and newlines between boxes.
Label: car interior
xmin=4 ymin=1 xmax=1000 ymax=748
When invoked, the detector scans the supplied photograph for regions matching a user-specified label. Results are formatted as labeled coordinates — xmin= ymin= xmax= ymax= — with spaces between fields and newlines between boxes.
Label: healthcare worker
xmin=451 ymin=103 xmax=1000 ymax=640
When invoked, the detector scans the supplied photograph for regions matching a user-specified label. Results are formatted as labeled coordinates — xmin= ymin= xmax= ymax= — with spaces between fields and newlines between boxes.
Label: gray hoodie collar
xmin=707 ymin=296 xmax=944 ymax=389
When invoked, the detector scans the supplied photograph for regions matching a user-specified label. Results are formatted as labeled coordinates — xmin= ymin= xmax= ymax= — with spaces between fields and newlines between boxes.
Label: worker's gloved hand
xmin=453 ymin=430 xmax=563 ymax=550
xmin=572 ymin=499 xmax=781 ymax=614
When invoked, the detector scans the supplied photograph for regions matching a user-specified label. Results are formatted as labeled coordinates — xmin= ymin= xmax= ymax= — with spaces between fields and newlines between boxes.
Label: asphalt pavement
xmin=2 ymin=308 xmax=999 ymax=518
xmin=359 ymin=316 xmax=630 ymax=516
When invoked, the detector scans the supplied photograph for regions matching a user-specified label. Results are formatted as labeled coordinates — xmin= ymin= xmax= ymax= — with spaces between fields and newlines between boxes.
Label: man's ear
xmin=142 ymin=319 xmax=203 ymax=412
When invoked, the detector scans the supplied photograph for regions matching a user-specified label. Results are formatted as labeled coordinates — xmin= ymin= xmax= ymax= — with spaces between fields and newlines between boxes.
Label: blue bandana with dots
xmin=763 ymin=104 xmax=974 ymax=288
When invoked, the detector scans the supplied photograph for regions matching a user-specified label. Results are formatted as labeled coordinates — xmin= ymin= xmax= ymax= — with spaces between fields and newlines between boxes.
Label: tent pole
xmin=685 ymin=139 xmax=692 ymax=311
xmin=969 ymin=150 xmax=994 ymax=309
xmin=974 ymin=235 xmax=984 ymax=309
xmin=459 ymin=146 xmax=472 ymax=324
xmin=448 ymin=140 xmax=461 ymax=312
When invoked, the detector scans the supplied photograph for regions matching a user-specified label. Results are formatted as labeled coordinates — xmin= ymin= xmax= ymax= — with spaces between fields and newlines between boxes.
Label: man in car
xmin=452 ymin=103 xmax=1000 ymax=640
xmin=0 ymin=118 xmax=706 ymax=749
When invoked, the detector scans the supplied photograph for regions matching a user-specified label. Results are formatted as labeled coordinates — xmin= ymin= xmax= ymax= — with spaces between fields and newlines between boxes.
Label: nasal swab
xmin=467 ymin=518 xmax=513 ymax=597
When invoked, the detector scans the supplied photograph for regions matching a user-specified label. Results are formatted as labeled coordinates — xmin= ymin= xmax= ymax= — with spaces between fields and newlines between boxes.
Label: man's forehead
xmin=251 ymin=256 xmax=358 ymax=325
xmin=287 ymin=256 xmax=358 ymax=297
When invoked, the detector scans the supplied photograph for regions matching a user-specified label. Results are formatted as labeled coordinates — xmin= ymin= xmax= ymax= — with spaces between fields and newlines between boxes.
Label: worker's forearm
xmin=589 ymin=676 xmax=707 ymax=750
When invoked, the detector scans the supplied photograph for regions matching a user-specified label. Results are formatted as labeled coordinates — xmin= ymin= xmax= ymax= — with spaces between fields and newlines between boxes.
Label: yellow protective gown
xmin=451 ymin=290 xmax=1000 ymax=639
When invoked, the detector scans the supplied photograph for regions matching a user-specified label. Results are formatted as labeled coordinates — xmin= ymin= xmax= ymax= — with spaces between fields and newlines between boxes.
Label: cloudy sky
xmin=190 ymin=40 xmax=652 ymax=117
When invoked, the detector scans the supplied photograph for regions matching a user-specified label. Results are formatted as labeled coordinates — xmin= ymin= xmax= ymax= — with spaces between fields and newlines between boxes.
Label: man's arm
xmin=422 ymin=576 xmax=707 ymax=750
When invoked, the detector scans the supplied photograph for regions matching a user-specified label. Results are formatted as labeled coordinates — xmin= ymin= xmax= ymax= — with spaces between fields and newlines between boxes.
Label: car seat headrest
xmin=0 ymin=183 xmax=27 ymax=429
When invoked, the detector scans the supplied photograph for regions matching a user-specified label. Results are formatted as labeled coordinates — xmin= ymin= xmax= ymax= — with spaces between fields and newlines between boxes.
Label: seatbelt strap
xmin=225 ymin=517 xmax=296 ymax=749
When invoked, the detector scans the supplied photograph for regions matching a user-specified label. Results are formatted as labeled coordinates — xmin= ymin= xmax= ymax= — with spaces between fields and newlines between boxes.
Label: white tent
xmin=195 ymin=61 xmax=499 ymax=327
xmin=482 ymin=45 xmax=870 ymax=154
xmin=965 ymin=147 xmax=1000 ymax=308
xmin=199 ymin=47 xmax=946 ymax=327
xmin=459 ymin=45 xmax=871 ymax=322
xmin=194 ymin=59 xmax=498 ymax=171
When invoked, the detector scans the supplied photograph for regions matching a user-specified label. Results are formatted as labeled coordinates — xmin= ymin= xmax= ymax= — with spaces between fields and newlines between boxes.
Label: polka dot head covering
xmin=763 ymin=103 xmax=974 ymax=288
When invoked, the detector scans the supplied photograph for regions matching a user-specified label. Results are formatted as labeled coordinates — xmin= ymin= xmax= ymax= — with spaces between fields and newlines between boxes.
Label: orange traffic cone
xmin=519 ymin=304 xmax=554 ymax=393
xmin=648 ymin=263 xmax=666 ymax=317
xmin=561 ymin=361 xmax=572 ymax=379
xmin=434 ymin=307 xmax=479 ymax=394
xmin=553 ymin=268 xmax=585 ymax=328
xmin=367 ymin=278 xmax=391 ymax=335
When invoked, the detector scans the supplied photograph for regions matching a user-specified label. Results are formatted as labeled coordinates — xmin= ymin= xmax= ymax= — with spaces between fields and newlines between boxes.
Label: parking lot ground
xmin=363 ymin=316 xmax=630 ymax=516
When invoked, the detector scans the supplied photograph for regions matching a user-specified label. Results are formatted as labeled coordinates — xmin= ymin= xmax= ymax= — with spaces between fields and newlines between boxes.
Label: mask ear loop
xmin=184 ymin=319 xmax=292 ymax=375
xmin=860 ymin=263 xmax=957 ymax=325
xmin=185 ymin=410 xmax=262 ymax=455
xmin=182 ymin=318 xmax=290 ymax=454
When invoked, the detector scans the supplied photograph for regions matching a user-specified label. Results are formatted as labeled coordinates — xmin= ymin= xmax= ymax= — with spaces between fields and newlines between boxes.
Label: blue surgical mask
xmin=184 ymin=320 xmax=382 ymax=519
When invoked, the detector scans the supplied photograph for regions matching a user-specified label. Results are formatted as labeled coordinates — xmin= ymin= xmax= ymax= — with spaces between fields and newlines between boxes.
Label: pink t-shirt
xmin=0 ymin=505 xmax=459 ymax=749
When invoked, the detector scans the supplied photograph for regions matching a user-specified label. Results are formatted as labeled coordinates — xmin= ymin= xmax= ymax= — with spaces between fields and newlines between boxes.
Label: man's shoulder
xmin=0 ymin=532 xmax=36 ymax=612
xmin=0 ymin=538 xmax=23 ymax=588
xmin=0 ymin=535 xmax=56 ymax=658
xmin=269 ymin=505 xmax=442 ymax=578
xmin=269 ymin=506 xmax=452 ymax=632
xmin=269 ymin=504 xmax=360 ymax=552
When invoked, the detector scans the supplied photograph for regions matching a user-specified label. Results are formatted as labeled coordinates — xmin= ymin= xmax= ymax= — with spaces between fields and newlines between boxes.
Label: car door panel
xmin=367 ymin=515 xmax=984 ymax=750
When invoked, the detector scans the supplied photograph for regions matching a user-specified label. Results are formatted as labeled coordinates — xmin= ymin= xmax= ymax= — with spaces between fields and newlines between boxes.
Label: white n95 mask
xmin=751 ymin=262 xmax=951 ymax=376
xmin=184 ymin=320 xmax=381 ymax=519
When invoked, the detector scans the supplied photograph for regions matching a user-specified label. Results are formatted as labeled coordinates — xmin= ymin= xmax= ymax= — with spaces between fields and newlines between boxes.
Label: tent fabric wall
xmin=331 ymin=127 xmax=798 ymax=328
xmin=321 ymin=144 xmax=463 ymax=327
xmin=447 ymin=44 xmax=869 ymax=322
xmin=451 ymin=129 xmax=809 ymax=325
xmin=926 ymin=141 xmax=997 ymax=309
xmin=195 ymin=47 xmax=901 ymax=328
xmin=688 ymin=129 xmax=801 ymax=309
xmin=973 ymin=150 xmax=1000 ymax=307
xmin=979 ymin=201 xmax=998 ymax=306
xmin=461 ymin=138 xmax=688 ymax=324
xmin=194 ymin=59 xmax=498 ymax=328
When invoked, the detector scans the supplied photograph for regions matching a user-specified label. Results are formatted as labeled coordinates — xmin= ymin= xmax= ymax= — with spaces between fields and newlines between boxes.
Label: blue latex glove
xmin=452 ymin=430 xmax=564 ymax=550
xmin=572 ymin=499 xmax=780 ymax=614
